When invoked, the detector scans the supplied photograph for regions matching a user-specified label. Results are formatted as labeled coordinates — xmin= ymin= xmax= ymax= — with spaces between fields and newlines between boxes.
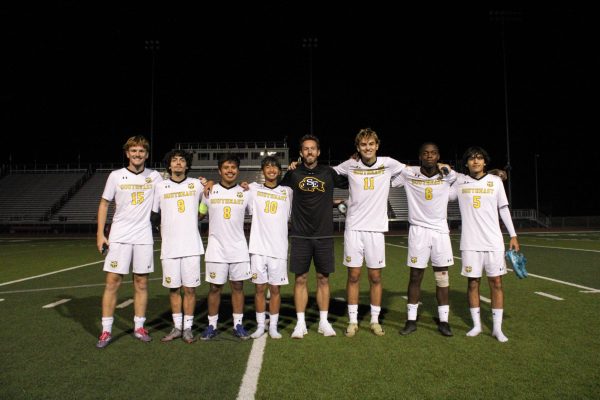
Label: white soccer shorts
xmin=205 ymin=261 xmax=251 ymax=284
xmin=161 ymin=256 xmax=201 ymax=288
xmin=343 ymin=230 xmax=386 ymax=269
xmin=407 ymin=225 xmax=454 ymax=269
xmin=250 ymin=254 xmax=289 ymax=285
xmin=460 ymin=250 xmax=507 ymax=278
xmin=103 ymin=243 xmax=154 ymax=275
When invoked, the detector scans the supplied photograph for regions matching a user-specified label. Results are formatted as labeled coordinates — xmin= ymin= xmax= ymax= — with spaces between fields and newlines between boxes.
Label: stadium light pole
xmin=144 ymin=40 xmax=160 ymax=164
xmin=490 ymin=10 xmax=521 ymax=205
xmin=302 ymin=37 xmax=318 ymax=135
xmin=534 ymin=153 xmax=540 ymax=217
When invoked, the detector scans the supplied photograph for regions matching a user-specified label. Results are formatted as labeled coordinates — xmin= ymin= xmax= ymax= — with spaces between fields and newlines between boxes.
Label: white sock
xmin=492 ymin=309 xmax=508 ymax=342
xmin=467 ymin=307 xmax=481 ymax=337
xmin=438 ymin=305 xmax=450 ymax=323
xmin=370 ymin=304 xmax=381 ymax=324
xmin=269 ymin=313 xmax=279 ymax=330
xmin=319 ymin=310 xmax=329 ymax=323
xmin=296 ymin=312 xmax=305 ymax=326
xmin=407 ymin=303 xmax=419 ymax=321
xmin=348 ymin=304 xmax=358 ymax=324
xmin=183 ymin=315 xmax=194 ymax=330
xmin=233 ymin=313 xmax=243 ymax=327
xmin=134 ymin=315 xmax=145 ymax=330
xmin=256 ymin=312 xmax=266 ymax=328
xmin=172 ymin=313 xmax=183 ymax=330
xmin=101 ymin=317 xmax=114 ymax=334
xmin=208 ymin=314 xmax=218 ymax=329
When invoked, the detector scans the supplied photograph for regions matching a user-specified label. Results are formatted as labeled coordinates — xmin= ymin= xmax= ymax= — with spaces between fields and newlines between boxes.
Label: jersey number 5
xmin=473 ymin=196 xmax=481 ymax=209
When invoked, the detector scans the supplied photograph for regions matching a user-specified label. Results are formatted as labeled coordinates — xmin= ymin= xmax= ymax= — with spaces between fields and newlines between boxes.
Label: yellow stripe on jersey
xmin=352 ymin=167 xmax=385 ymax=175
xmin=409 ymin=179 xmax=443 ymax=186
xmin=257 ymin=191 xmax=288 ymax=201
xmin=119 ymin=184 xmax=153 ymax=190
xmin=210 ymin=198 xmax=244 ymax=205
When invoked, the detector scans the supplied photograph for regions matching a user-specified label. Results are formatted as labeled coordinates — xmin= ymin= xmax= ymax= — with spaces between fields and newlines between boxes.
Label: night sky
xmin=1 ymin=5 xmax=597 ymax=216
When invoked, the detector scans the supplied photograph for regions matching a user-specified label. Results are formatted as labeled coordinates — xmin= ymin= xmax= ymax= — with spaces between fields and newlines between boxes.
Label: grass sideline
xmin=0 ymin=233 xmax=599 ymax=399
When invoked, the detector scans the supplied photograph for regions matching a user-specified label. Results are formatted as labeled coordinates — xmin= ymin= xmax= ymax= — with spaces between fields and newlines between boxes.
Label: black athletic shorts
xmin=289 ymin=237 xmax=335 ymax=275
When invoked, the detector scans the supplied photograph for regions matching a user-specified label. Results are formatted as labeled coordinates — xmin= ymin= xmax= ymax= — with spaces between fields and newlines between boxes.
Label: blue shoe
xmin=200 ymin=325 xmax=217 ymax=341
xmin=506 ymin=250 xmax=528 ymax=279
xmin=233 ymin=324 xmax=250 ymax=340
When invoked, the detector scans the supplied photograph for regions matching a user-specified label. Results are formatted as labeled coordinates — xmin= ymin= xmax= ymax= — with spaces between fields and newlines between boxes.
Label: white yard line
xmin=385 ymin=242 xmax=600 ymax=292
xmin=116 ymin=299 xmax=134 ymax=309
xmin=42 ymin=298 xmax=72 ymax=308
xmin=236 ymin=334 xmax=267 ymax=400
xmin=0 ymin=260 xmax=104 ymax=287
xmin=479 ymin=296 xmax=491 ymax=303
xmin=534 ymin=292 xmax=564 ymax=301
xmin=520 ymin=244 xmax=600 ymax=253
xmin=0 ymin=278 xmax=162 ymax=295
xmin=0 ymin=299 xmax=4 ymax=302
xmin=0 ymin=249 xmax=163 ymax=287
xmin=580 ymin=290 xmax=600 ymax=294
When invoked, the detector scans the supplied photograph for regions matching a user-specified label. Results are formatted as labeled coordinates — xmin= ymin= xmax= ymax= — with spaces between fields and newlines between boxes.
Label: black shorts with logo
xmin=289 ymin=237 xmax=335 ymax=275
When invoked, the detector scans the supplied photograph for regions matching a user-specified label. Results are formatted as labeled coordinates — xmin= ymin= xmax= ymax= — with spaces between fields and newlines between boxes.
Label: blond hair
xmin=123 ymin=135 xmax=150 ymax=152
xmin=354 ymin=128 xmax=380 ymax=147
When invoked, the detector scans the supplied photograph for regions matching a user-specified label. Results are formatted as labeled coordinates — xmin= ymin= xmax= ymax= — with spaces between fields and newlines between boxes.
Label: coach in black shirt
xmin=280 ymin=134 xmax=348 ymax=338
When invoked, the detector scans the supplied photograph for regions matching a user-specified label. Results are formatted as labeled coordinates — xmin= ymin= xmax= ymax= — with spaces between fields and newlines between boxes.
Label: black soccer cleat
xmin=400 ymin=320 xmax=417 ymax=335
xmin=437 ymin=322 xmax=453 ymax=337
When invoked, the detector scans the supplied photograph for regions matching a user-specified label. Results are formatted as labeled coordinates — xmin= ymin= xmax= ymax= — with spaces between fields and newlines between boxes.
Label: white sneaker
xmin=251 ymin=326 xmax=265 ymax=339
xmin=318 ymin=321 xmax=336 ymax=337
xmin=291 ymin=323 xmax=308 ymax=339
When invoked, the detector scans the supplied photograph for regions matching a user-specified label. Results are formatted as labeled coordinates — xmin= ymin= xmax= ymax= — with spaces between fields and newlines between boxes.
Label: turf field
xmin=1 ymin=232 xmax=599 ymax=399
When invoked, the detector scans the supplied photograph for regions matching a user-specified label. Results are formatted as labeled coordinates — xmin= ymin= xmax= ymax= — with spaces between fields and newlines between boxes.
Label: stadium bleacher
xmin=0 ymin=170 xmax=86 ymax=222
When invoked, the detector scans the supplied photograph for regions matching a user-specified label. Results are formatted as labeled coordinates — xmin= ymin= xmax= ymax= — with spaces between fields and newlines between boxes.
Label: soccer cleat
xmin=466 ymin=327 xmax=482 ymax=337
xmin=160 ymin=328 xmax=182 ymax=342
xmin=233 ymin=324 xmax=251 ymax=340
xmin=182 ymin=329 xmax=196 ymax=343
xmin=506 ymin=250 xmax=528 ymax=279
xmin=370 ymin=323 xmax=385 ymax=336
xmin=96 ymin=331 xmax=112 ymax=349
xmin=345 ymin=323 xmax=359 ymax=337
xmin=437 ymin=322 xmax=453 ymax=337
xmin=133 ymin=327 xmax=152 ymax=342
xmin=400 ymin=320 xmax=417 ymax=335
xmin=200 ymin=325 xmax=217 ymax=341
xmin=318 ymin=321 xmax=337 ymax=337
xmin=291 ymin=323 xmax=308 ymax=339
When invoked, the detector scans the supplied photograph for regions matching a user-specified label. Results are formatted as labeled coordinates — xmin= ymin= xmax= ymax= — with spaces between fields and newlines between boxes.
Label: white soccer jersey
xmin=102 ymin=167 xmax=162 ymax=244
xmin=334 ymin=157 xmax=405 ymax=232
xmin=248 ymin=182 xmax=292 ymax=260
xmin=452 ymin=173 xmax=509 ymax=251
xmin=202 ymin=183 xmax=250 ymax=263
xmin=391 ymin=167 xmax=457 ymax=233
xmin=152 ymin=177 xmax=205 ymax=259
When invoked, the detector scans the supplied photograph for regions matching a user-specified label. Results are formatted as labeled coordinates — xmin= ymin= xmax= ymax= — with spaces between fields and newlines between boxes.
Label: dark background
xmin=1 ymin=4 xmax=597 ymax=216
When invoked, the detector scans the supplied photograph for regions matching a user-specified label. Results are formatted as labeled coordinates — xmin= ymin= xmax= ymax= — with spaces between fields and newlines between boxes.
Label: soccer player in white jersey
xmin=451 ymin=146 xmax=519 ymax=342
xmin=247 ymin=156 xmax=293 ymax=339
xmin=95 ymin=135 xmax=162 ymax=349
xmin=333 ymin=128 xmax=406 ymax=337
xmin=198 ymin=153 xmax=251 ymax=340
xmin=391 ymin=143 xmax=456 ymax=337
xmin=152 ymin=150 xmax=204 ymax=344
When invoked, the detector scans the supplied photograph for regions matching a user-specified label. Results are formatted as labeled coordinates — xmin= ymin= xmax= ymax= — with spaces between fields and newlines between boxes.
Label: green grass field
xmin=1 ymin=232 xmax=599 ymax=399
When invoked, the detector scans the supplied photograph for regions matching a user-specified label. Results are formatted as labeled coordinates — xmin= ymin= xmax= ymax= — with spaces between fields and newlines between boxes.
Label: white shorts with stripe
xmin=205 ymin=262 xmax=251 ymax=284
xmin=460 ymin=250 xmax=507 ymax=278
xmin=103 ymin=243 xmax=154 ymax=275
xmin=161 ymin=256 xmax=201 ymax=288
xmin=250 ymin=254 xmax=289 ymax=285
xmin=407 ymin=225 xmax=454 ymax=269
xmin=343 ymin=230 xmax=386 ymax=269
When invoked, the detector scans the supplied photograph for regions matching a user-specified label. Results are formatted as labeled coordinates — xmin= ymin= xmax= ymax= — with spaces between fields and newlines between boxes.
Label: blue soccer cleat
xmin=200 ymin=325 xmax=218 ymax=341
xmin=506 ymin=250 xmax=528 ymax=279
xmin=233 ymin=324 xmax=250 ymax=340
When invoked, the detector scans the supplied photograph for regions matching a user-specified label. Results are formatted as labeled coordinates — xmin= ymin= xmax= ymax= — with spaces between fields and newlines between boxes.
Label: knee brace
xmin=434 ymin=271 xmax=449 ymax=288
